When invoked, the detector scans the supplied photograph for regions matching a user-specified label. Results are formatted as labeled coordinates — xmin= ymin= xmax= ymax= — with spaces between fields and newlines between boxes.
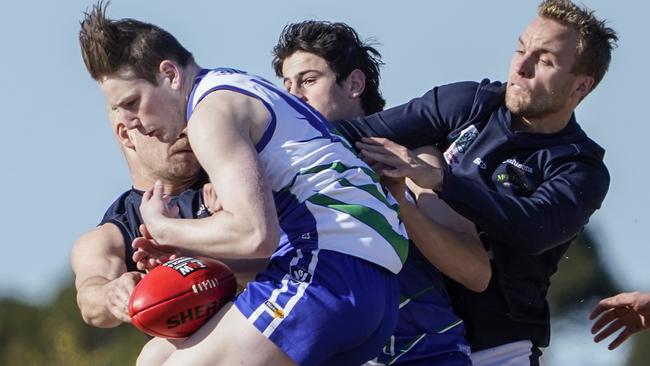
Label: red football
xmin=128 ymin=256 xmax=237 ymax=338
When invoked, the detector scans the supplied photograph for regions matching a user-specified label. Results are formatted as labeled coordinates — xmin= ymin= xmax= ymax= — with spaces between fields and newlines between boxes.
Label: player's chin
xmin=168 ymin=163 xmax=201 ymax=179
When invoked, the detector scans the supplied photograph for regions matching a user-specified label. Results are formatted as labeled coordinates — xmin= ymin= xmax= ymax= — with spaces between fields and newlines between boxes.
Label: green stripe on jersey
xmin=307 ymin=194 xmax=408 ymax=264
xmin=299 ymin=161 xmax=379 ymax=183
xmin=277 ymin=161 xmax=379 ymax=196
xmin=336 ymin=178 xmax=399 ymax=214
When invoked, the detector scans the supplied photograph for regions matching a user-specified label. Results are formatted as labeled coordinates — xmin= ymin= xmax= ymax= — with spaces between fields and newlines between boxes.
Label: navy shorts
xmin=234 ymin=248 xmax=399 ymax=366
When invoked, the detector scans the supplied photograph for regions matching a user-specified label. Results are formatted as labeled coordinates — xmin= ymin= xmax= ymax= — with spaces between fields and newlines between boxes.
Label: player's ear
xmin=116 ymin=121 xmax=135 ymax=150
xmin=346 ymin=69 xmax=366 ymax=99
xmin=159 ymin=60 xmax=182 ymax=90
xmin=574 ymin=75 xmax=595 ymax=99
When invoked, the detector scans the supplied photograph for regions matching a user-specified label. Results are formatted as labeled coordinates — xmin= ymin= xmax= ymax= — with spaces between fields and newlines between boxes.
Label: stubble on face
xmin=505 ymin=17 xmax=580 ymax=122
xmin=505 ymin=81 xmax=572 ymax=119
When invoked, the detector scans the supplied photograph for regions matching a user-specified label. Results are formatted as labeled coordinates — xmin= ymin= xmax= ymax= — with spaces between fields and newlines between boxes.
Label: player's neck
xmin=512 ymin=110 xmax=573 ymax=134
xmin=181 ymin=63 xmax=202 ymax=100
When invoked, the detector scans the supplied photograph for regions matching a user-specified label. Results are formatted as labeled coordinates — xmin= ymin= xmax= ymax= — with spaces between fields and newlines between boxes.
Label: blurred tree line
xmin=1 ymin=230 xmax=648 ymax=365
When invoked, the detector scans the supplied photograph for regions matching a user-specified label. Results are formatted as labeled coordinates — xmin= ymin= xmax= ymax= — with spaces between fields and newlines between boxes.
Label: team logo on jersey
xmin=496 ymin=173 xmax=529 ymax=191
xmin=263 ymin=300 xmax=285 ymax=319
xmin=289 ymin=265 xmax=312 ymax=283
xmin=163 ymin=257 xmax=208 ymax=277
xmin=195 ymin=203 xmax=209 ymax=217
xmin=444 ymin=125 xmax=479 ymax=167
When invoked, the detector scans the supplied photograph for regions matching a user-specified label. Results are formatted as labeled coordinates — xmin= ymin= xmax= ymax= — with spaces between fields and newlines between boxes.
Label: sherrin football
xmin=128 ymin=256 xmax=237 ymax=338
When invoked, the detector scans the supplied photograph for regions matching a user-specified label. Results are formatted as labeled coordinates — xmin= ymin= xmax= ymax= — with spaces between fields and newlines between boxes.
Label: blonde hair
xmin=538 ymin=0 xmax=618 ymax=90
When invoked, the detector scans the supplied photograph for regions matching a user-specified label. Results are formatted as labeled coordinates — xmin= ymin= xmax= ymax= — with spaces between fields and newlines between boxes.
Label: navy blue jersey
xmin=99 ymin=180 xmax=210 ymax=272
xmin=375 ymin=243 xmax=470 ymax=364
xmin=333 ymin=79 xmax=610 ymax=350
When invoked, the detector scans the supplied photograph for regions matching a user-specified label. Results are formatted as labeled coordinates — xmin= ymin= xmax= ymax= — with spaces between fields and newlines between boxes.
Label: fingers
xmin=590 ymin=292 xmax=639 ymax=324
xmin=142 ymin=187 xmax=153 ymax=201
xmin=153 ymin=179 xmax=164 ymax=198
xmin=590 ymin=303 xmax=610 ymax=320
xmin=359 ymin=136 xmax=396 ymax=148
xmin=169 ymin=204 xmax=180 ymax=218
xmin=591 ymin=309 xmax=618 ymax=334
xmin=607 ymin=328 xmax=634 ymax=350
xmin=139 ymin=224 xmax=152 ymax=240
xmin=598 ymin=293 xmax=635 ymax=309
xmin=593 ymin=317 xmax=624 ymax=343
xmin=107 ymin=274 xmax=140 ymax=322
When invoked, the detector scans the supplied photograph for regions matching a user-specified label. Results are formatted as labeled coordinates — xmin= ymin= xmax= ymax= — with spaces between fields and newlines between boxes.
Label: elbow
xmin=462 ymin=263 xmax=492 ymax=293
xmin=466 ymin=267 xmax=491 ymax=293
xmin=243 ymin=224 xmax=279 ymax=258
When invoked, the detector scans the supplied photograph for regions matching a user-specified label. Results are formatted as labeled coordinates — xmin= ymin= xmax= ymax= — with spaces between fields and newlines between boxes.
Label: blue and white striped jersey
xmin=186 ymin=68 xmax=408 ymax=274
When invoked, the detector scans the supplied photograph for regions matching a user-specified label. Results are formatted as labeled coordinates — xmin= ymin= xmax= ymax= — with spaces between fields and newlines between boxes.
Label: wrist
xmin=146 ymin=216 xmax=171 ymax=244
xmin=431 ymin=166 xmax=446 ymax=193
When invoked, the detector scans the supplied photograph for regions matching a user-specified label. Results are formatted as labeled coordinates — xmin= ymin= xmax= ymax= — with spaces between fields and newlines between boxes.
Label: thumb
xmin=139 ymin=224 xmax=153 ymax=240
xmin=153 ymin=180 xmax=164 ymax=199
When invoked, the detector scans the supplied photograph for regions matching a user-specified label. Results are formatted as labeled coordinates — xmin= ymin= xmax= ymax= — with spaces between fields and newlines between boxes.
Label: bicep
xmin=71 ymin=224 xmax=127 ymax=290
xmin=187 ymin=91 xmax=276 ymax=220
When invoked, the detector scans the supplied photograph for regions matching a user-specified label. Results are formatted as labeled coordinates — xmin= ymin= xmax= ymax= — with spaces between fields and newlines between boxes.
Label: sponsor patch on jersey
xmin=263 ymin=300 xmax=285 ymax=319
xmin=502 ymin=158 xmax=534 ymax=174
xmin=444 ymin=125 xmax=479 ymax=167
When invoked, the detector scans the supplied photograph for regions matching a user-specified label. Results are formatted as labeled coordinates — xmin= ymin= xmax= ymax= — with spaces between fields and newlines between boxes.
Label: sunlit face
xmin=505 ymin=17 xmax=584 ymax=120
xmin=101 ymin=69 xmax=186 ymax=143
xmin=281 ymin=50 xmax=362 ymax=121
xmin=128 ymin=129 xmax=201 ymax=183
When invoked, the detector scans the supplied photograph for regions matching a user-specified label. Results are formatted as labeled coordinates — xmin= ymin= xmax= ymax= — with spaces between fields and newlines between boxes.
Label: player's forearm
xmin=399 ymin=200 xmax=491 ymax=292
xmin=76 ymin=277 xmax=122 ymax=328
xmin=151 ymin=212 xmax=279 ymax=259
xmin=438 ymin=164 xmax=610 ymax=255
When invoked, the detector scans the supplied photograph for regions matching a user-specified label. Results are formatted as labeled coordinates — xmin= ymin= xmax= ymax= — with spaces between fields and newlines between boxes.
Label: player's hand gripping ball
xmin=128 ymin=257 xmax=236 ymax=338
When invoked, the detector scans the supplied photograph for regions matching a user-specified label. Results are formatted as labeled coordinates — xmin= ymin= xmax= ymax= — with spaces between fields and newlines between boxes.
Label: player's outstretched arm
xmin=590 ymin=291 xmax=650 ymax=350
xmin=71 ymin=223 xmax=143 ymax=327
xmin=374 ymin=145 xmax=491 ymax=292
xmin=139 ymin=90 xmax=280 ymax=260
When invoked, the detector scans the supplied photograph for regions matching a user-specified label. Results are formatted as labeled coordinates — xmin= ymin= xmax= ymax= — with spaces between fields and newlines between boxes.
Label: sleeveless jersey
xmin=186 ymin=68 xmax=408 ymax=273
xmin=99 ymin=180 xmax=209 ymax=271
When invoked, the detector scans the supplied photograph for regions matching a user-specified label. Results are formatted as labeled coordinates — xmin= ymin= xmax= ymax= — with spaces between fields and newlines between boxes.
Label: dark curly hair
xmin=273 ymin=21 xmax=385 ymax=114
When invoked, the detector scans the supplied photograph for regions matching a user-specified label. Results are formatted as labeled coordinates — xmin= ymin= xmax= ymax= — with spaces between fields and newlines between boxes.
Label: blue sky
xmin=0 ymin=1 xmax=646 ymax=364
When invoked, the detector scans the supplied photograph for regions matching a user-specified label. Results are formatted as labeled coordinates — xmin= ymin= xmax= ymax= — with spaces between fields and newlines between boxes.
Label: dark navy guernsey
xmin=99 ymin=180 xmax=210 ymax=272
xmin=333 ymin=79 xmax=610 ymax=351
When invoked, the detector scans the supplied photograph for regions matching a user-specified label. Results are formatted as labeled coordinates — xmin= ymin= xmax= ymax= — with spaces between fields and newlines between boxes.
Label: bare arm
xmin=399 ymin=196 xmax=490 ymax=292
xmin=71 ymin=224 xmax=143 ymax=327
xmin=140 ymin=90 xmax=279 ymax=259
xmin=373 ymin=145 xmax=491 ymax=292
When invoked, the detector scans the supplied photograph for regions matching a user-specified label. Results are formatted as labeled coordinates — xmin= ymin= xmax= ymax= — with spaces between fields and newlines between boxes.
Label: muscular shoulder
xmin=72 ymin=224 xmax=126 ymax=267
xmin=189 ymin=90 xmax=271 ymax=144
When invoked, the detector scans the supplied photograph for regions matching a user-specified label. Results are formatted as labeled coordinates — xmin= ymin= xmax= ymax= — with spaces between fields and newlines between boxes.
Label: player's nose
xmin=289 ymin=85 xmax=307 ymax=102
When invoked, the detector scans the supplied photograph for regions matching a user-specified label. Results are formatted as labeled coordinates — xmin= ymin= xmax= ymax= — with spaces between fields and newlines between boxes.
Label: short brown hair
xmin=538 ymin=0 xmax=618 ymax=91
xmin=79 ymin=1 xmax=193 ymax=84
